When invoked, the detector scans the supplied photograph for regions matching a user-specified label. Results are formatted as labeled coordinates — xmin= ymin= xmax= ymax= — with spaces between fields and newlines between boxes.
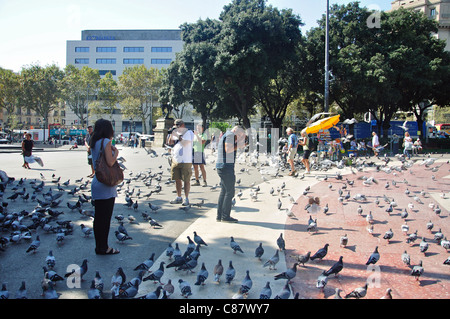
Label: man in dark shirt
xmin=216 ymin=126 xmax=246 ymax=223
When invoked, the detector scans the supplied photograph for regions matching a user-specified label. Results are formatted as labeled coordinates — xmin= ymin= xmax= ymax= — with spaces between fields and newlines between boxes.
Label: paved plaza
xmin=0 ymin=144 xmax=449 ymax=299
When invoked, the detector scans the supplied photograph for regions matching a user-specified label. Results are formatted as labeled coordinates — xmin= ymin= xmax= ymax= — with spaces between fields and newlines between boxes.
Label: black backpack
xmin=307 ymin=136 xmax=316 ymax=151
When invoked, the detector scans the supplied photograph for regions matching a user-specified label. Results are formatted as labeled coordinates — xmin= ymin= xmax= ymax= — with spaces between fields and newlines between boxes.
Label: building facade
xmin=391 ymin=0 xmax=450 ymax=51
xmin=65 ymin=29 xmax=186 ymax=134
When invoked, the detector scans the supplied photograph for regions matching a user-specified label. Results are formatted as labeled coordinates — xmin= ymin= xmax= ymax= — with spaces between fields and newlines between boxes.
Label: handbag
xmin=95 ymin=138 xmax=124 ymax=186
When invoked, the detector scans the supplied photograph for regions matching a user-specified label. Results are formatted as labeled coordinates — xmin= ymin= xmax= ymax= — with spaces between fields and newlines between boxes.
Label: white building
xmin=66 ymin=29 xmax=189 ymax=133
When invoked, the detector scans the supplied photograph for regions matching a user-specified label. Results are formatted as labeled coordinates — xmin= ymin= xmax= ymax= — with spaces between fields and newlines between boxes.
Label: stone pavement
xmin=137 ymin=154 xmax=450 ymax=299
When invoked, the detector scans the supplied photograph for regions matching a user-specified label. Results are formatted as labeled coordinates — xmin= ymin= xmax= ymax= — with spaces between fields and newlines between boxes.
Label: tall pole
xmin=324 ymin=0 xmax=330 ymax=113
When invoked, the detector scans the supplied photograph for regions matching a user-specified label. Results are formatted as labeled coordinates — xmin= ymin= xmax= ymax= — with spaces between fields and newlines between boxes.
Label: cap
xmin=174 ymin=119 xmax=184 ymax=126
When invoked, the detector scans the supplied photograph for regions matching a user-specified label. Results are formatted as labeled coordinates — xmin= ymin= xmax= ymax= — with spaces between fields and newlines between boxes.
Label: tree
xmin=89 ymin=72 xmax=119 ymax=120
xmin=118 ymin=65 xmax=162 ymax=134
xmin=214 ymin=0 xmax=303 ymax=128
xmin=60 ymin=65 xmax=100 ymax=127
xmin=20 ymin=64 xmax=64 ymax=140
xmin=0 ymin=67 xmax=21 ymax=129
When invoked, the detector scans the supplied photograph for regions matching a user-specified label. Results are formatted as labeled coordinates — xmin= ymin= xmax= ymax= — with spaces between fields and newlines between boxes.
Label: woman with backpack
xmin=299 ymin=130 xmax=311 ymax=174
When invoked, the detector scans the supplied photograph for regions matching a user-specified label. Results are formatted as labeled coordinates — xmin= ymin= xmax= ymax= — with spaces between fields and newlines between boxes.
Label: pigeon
xmin=230 ymin=236 xmax=244 ymax=254
xmin=115 ymin=230 xmax=133 ymax=243
xmin=325 ymin=256 xmax=344 ymax=277
xmin=441 ymin=237 xmax=450 ymax=250
xmin=263 ymin=250 xmax=280 ymax=270
xmin=255 ymin=243 xmax=264 ymax=260
xmin=310 ymin=244 xmax=329 ymax=261
xmin=240 ymin=270 xmax=253 ymax=297
xmin=381 ymin=288 xmax=393 ymax=299
xmin=26 ymin=235 xmax=40 ymax=253
xmin=88 ymin=280 xmax=102 ymax=299
xmin=0 ymin=283 xmax=9 ymax=299
xmin=163 ymin=279 xmax=175 ymax=298
xmin=213 ymin=259 xmax=224 ymax=283
xmin=366 ymin=246 xmax=380 ymax=265
xmin=406 ymin=230 xmax=418 ymax=245
xmin=193 ymin=231 xmax=208 ymax=246
xmin=134 ymin=253 xmax=155 ymax=271
xmin=411 ymin=260 xmax=424 ymax=281
xmin=307 ymin=218 xmax=318 ymax=233
xmin=178 ymin=279 xmax=192 ymax=298
xmin=333 ymin=287 xmax=343 ymax=299
xmin=15 ymin=281 xmax=28 ymax=299
xmin=80 ymin=224 xmax=93 ymax=237
xmin=64 ymin=259 xmax=88 ymax=282
xmin=383 ymin=229 xmax=394 ymax=243
xmin=194 ymin=262 xmax=209 ymax=286
xmin=276 ymin=233 xmax=285 ymax=251
xmin=420 ymin=237 xmax=429 ymax=254
xmin=274 ymin=263 xmax=298 ymax=283
xmin=274 ymin=282 xmax=291 ymax=299
xmin=291 ymin=251 xmax=310 ymax=266
xmin=225 ymin=261 xmax=236 ymax=284
xmin=43 ymin=266 xmax=64 ymax=283
xmin=118 ymin=222 xmax=130 ymax=236
xmin=443 ymin=256 xmax=450 ymax=265
xmin=259 ymin=281 xmax=272 ymax=299
xmin=345 ymin=283 xmax=368 ymax=299
xmin=401 ymin=250 xmax=411 ymax=266
xmin=111 ymin=267 xmax=126 ymax=298
xmin=119 ymin=280 xmax=139 ymax=299
xmin=316 ymin=271 xmax=329 ymax=293
xmin=340 ymin=234 xmax=348 ymax=247
xmin=143 ymin=261 xmax=165 ymax=284
xmin=46 ymin=250 xmax=56 ymax=269
xmin=137 ymin=286 xmax=163 ymax=299
xmin=43 ymin=281 xmax=59 ymax=299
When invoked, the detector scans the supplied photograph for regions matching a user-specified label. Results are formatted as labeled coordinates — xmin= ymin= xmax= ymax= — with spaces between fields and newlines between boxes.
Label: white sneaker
xmin=182 ymin=199 xmax=190 ymax=206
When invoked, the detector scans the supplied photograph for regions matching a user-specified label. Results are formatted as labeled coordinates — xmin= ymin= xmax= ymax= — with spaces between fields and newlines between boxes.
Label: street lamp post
xmin=324 ymin=0 xmax=330 ymax=113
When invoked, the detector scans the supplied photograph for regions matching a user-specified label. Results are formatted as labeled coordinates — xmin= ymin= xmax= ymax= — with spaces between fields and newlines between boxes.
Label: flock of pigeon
xmin=0 ymin=145 xmax=449 ymax=299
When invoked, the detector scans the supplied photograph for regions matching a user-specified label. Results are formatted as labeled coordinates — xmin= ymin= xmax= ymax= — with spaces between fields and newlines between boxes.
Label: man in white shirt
xmin=169 ymin=119 xmax=194 ymax=206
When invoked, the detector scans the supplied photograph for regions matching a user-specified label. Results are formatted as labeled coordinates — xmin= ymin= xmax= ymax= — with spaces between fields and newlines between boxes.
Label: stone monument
xmin=153 ymin=117 xmax=174 ymax=147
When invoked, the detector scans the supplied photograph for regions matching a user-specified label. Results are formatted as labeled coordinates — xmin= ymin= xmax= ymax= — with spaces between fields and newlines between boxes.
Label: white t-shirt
xmin=372 ymin=134 xmax=379 ymax=147
xmin=172 ymin=129 xmax=194 ymax=163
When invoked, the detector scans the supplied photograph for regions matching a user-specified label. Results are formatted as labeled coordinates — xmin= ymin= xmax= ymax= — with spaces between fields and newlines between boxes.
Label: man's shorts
xmin=171 ymin=162 xmax=192 ymax=183
xmin=303 ymin=150 xmax=311 ymax=160
xmin=287 ymin=148 xmax=297 ymax=160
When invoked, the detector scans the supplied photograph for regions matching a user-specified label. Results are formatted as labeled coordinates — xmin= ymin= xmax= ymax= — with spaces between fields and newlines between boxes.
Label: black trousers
xmin=93 ymin=197 xmax=115 ymax=253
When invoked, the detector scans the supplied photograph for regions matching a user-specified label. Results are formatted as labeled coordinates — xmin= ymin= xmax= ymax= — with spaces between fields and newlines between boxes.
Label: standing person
xmin=298 ymin=130 xmax=311 ymax=174
xmin=192 ymin=123 xmax=207 ymax=187
xmin=392 ymin=134 xmax=399 ymax=155
xmin=285 ymin=128 xmax=298 ymax=176
xmin=372 ymin=132 xmax=380 ymax=157
xmin=403 ymin=131 xmax=413 ymax=160
xmin=169 ymin=119 xmax=194 ymax=206
xmin=21 ymin=133 xmax=33 ymax=169
xmin=216 ymin=126 xmax=247 ymax=223
xmin=85 ymin=125 xmax=95 ymax=178
xmin=90 ymin=119 xmax=120 ymax=255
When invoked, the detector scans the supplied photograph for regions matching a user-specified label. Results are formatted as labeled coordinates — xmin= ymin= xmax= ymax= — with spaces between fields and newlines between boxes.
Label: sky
xmin=0 ymin=0 xmax=391 ymax=73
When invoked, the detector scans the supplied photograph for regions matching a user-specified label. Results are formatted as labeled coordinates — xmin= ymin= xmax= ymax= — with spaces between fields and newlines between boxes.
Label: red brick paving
xmin=284 ymin=161 xmax=450 ymax=299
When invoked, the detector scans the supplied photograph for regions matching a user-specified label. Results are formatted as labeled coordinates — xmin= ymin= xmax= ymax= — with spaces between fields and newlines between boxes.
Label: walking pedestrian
xmin=169 ymin=119 xmax=194 ymax=206
xmin=285 ymin=128 xmax=298 ymax=176
xmin=216 ymin=126 xmax=247 ymax=223
xmin=21 ymin=133 xmax=33 ymax=169
xmin=85 ymin=125 xmax=95 ymax=178
xmin=193 ymin=123 xmax=207 ymax=187
xmin=90 ymin=119 xmax=120 ymax=255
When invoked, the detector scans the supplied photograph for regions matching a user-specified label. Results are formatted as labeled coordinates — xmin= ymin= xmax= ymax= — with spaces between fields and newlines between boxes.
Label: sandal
xmin=96 ymin=247 xmax=120 ymax=255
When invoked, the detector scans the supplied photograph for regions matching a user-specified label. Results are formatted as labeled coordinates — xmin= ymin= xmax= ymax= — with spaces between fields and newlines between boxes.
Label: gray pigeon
xmin=134 ymin=253 xmax=155 ymax=271
xmin=277 ymin=233 xmax=286 ymax=251
xmin=115 ymin=230 xmax=133 ymax=242
xmin=43 ymin=281 xmax=59 ymax=299
xmin=0 ymin=283 xmax=8 ymax=299
xmin=292 ymin=251 xmax=311 ymax=266
xmin=259 ymin=281 xmax=272 ymax=299
xmin=137 ymin=286 xmax=163 ymax=299
xmin=325 ymin=256 xmax=344 ymax=277
xmin=15 ymin=281 xmax=27 ymax=299
xmin=345 ymin=283 xmax=368 ymax=299
xmin=274 ymin=282 xmax=291 ymax=299
xmin=316 ymin=271 xmax=329 ymax=293
xmin=411 ymin=260 xmax=424 ymax=281
xmin=383 ymin=229 xmax=394 ymax=243
xmin=310 ymin=244 xmax=329 ymax=261
xmin=88 ymin=280 xmax=102 ymax=299
xmin=263 ymin=250 xmax=280 ymax=270
xmin=143 ymin=261 xmax=165 ymax=284
xmin=240 ymin=270 xmax=253 ymax=297
xmin=193 ymin=231 xmax=208 ymax=246
xmin=225 ymin=261 xmax=236 ymax=284
xmin=255 ymin=242 xmax=264 ymax=260
xmin=420 ymin=237 xmax=429 ymax=254
xmin=230 ymin=236 xmax=244 ymax=254
xmin=194 ymin=262 xmax=209 ymax=286
xmin=178 ymin=279 xmax=192 ymax=298
xmin=365 ymin=246 xmax=380 ymax=265
xmin=26 ymin=235 xmax=40 ymax=253
xmin=274 ymin=263 xmax=298 ymax=283
xmin=401 ymin=250 xmax=411 ymax=266
xmin=119 ymin=280 xmax=139 ymax=299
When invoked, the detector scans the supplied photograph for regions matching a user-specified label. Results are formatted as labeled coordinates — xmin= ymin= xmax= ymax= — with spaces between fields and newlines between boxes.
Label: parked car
xmin=0 ymin=133 xmax=9 ymax=144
